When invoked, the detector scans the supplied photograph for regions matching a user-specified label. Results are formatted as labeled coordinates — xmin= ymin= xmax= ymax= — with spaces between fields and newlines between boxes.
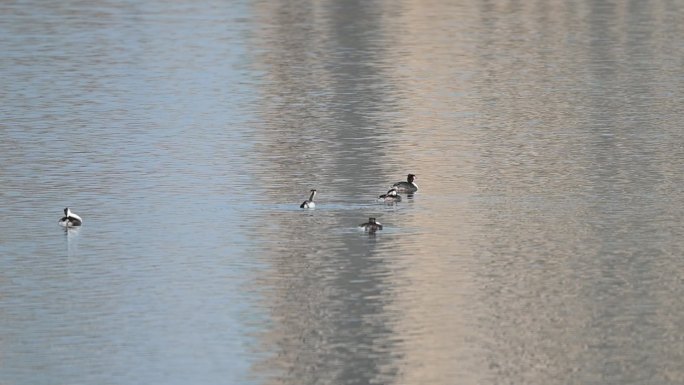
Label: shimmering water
xmin=1 ymin=1 xmax=683 ymax=384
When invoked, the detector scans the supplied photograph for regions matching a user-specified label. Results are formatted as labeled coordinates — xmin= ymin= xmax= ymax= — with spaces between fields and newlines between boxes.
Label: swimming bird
xmin=378 ymin=187 xmax=401 ymax=203
xmin=392 ymin=173 xmax=418 ymax=193
xmin=360 ymin=217 xmax=383 ymax=233
xmin=58 ymin=207 xmax=82 ymax=227
xmin=300 ymin=189 xmax=317 ymax=209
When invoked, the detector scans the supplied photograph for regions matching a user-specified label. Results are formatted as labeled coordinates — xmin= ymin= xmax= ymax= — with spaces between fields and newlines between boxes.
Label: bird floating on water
xmin=359 ymin=217 xmax=383 ymax=233
xmin=300 ymin=189 xmax=317 ymax=209
xmin=378 ymin=187 xmax=401 ymax=203
xmin=392 ymin=173 xmax=418 ymax=193
xmin=58 ymin=207 xmax=82 ymax=227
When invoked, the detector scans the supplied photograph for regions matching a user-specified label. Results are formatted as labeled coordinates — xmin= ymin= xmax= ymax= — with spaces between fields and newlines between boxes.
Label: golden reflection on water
xmin=246 ymin=0 xmax=684 ymax=384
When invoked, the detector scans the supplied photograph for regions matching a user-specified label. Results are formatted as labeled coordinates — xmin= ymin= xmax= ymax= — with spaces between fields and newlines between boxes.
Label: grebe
xmin=378 ymin=187 xmax=401 ymax=203
xmin=360 ymin=217 xmax=383 ymax=233
xmin=300 ymin=189 xmax=317 ymax=209
xmin=392 ymin=174 xmax=418 ymax=193
xmin=58 ymin=207 xmax=82 ymax=227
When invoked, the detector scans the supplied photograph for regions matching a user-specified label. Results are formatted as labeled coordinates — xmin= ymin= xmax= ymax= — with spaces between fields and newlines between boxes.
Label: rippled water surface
xmin=2 ymin=1 xmax=684 ymax=384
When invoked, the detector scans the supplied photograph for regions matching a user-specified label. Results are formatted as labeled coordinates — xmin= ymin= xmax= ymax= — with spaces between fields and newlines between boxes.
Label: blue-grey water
xmin=2 ymin=1 xmax=683 ymax=384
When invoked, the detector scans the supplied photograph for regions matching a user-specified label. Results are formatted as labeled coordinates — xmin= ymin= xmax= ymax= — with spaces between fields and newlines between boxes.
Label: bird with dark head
xmin=360 ymin=217 xmax=383 ymax=233
xmin=392 ymin=173 xmax=418 ymax=193
xmin=378 ymin=187 xmax=401 ymax=203
xmin=300 ymin=189 xmax=317 ymax=209
xmin=58 ymin=207 xmax=83 ymax=227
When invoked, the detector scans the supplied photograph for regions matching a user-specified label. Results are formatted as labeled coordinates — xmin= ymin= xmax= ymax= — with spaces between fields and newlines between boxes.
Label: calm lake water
xmin=2 ymin=1 xmax=683 ymax=384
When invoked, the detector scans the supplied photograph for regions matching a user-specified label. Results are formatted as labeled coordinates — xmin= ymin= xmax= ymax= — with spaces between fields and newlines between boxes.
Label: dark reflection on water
xmin=246 ymin=1 xmax=405 ymax=384
xmin=2 ymin=0 xmax=684 ymax=384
